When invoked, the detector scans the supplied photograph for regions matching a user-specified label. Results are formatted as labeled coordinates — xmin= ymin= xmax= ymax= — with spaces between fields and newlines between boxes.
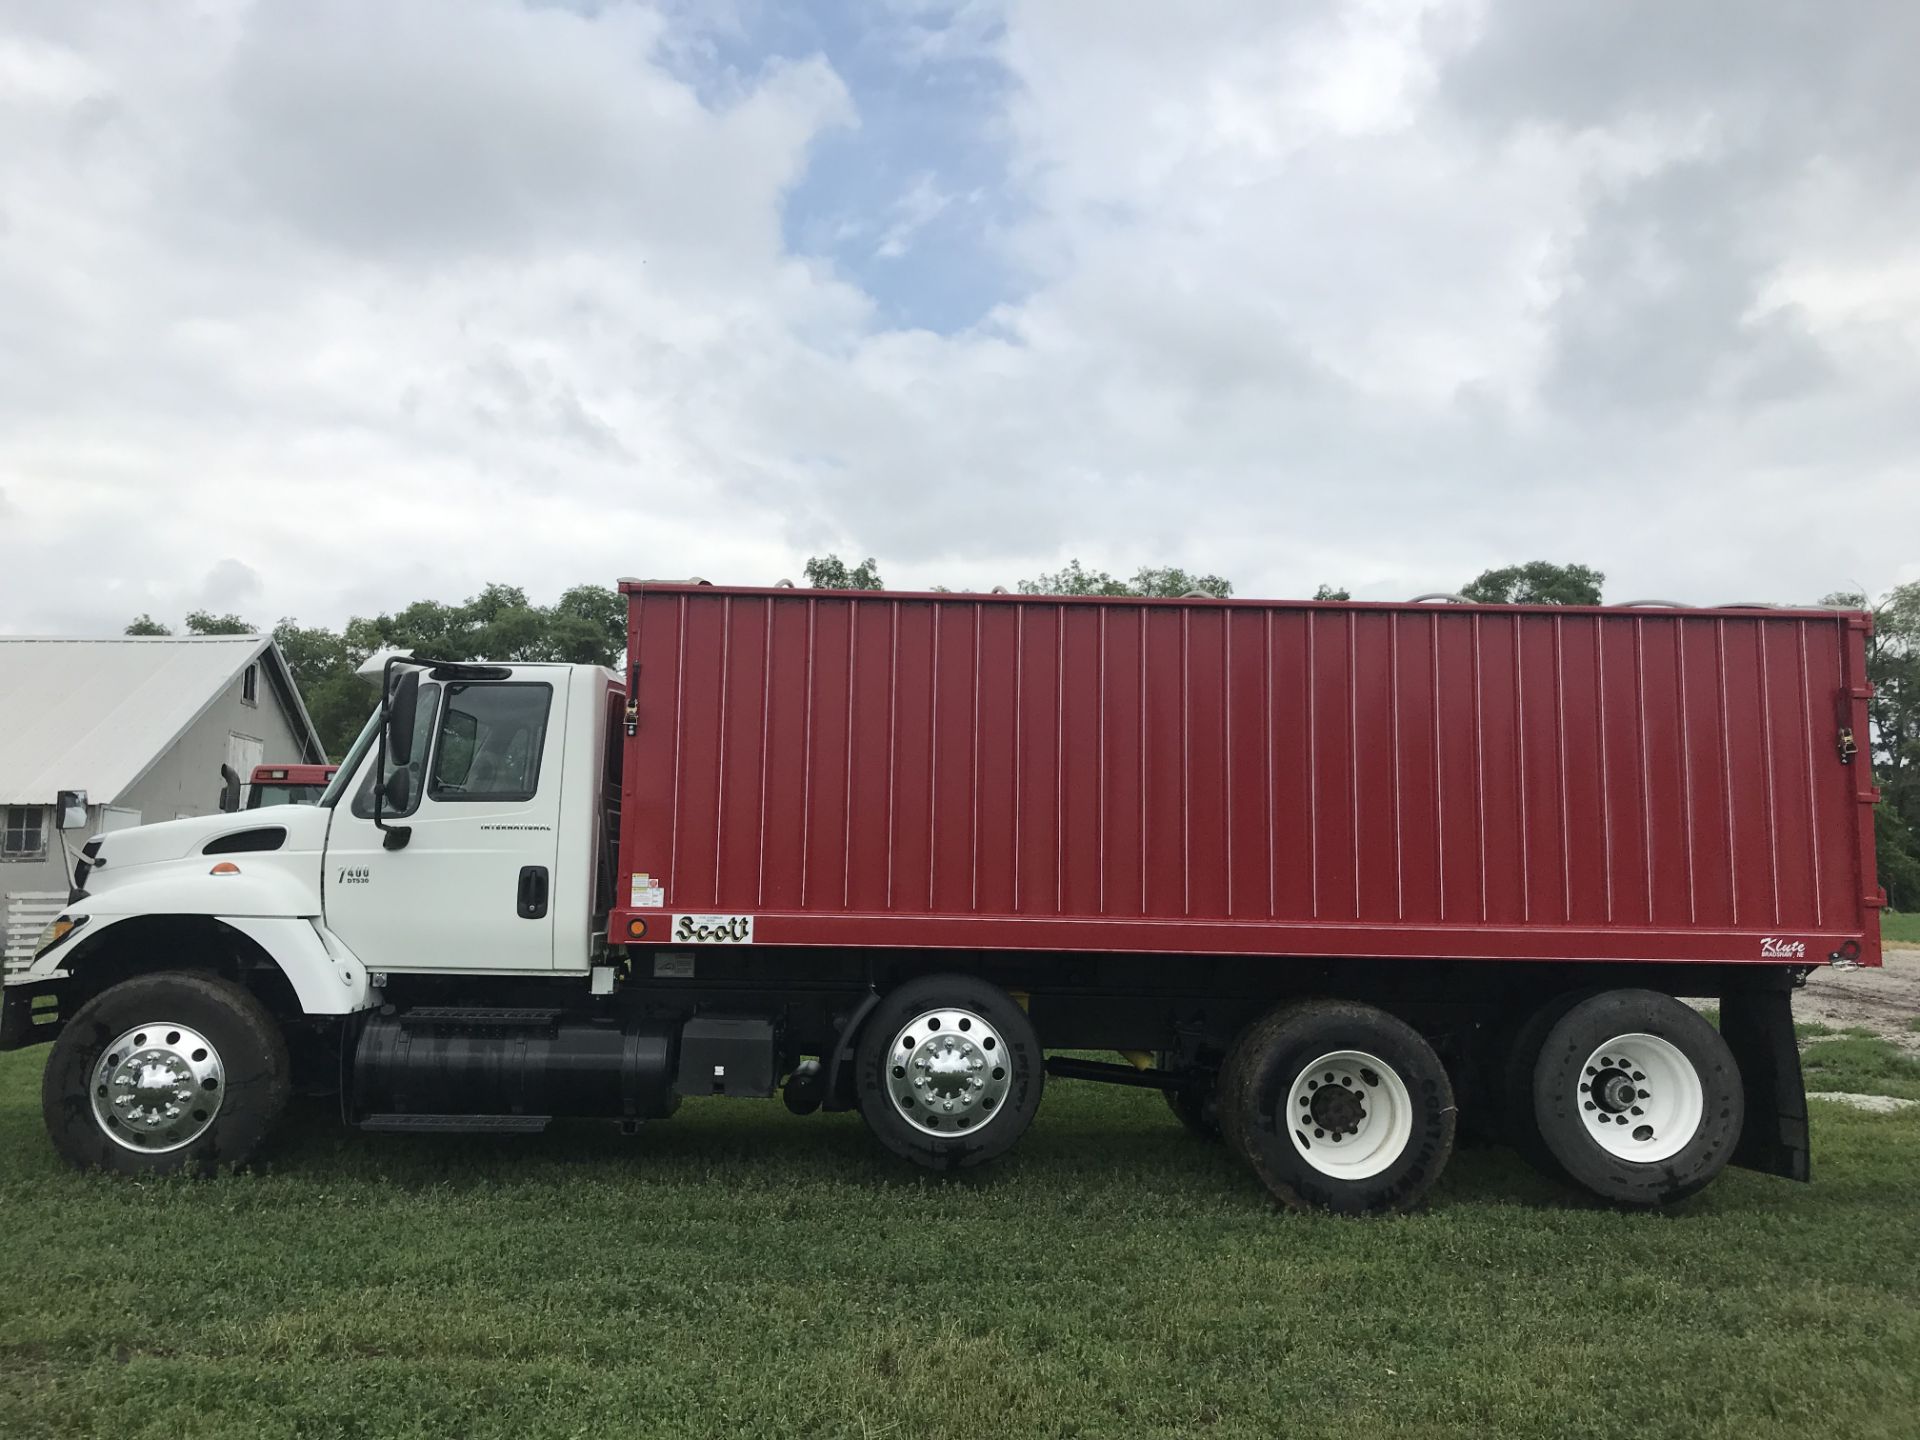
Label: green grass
xmin=1881 ymin=910 xmax=1920 ymax=945
xmin=3 ymin=1048 xmax=1920 ymax=1440
xmin=1801 ymin=1035 xmax=1920 ymax=1101
xmin=1796 ymin=1021 xmax=1876 ymax=1040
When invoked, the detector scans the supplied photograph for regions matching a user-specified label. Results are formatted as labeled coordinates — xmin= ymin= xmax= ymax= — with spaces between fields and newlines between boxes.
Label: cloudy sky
xmin=1 ymin=0 xmax=1916 ymax=634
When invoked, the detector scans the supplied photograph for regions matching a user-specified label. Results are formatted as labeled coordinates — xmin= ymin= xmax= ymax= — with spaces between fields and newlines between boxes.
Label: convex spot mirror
xmin=385 ymin=669 xmax=421 ymax=760
xmin=382 ymin=766 xmax=413 ymax=812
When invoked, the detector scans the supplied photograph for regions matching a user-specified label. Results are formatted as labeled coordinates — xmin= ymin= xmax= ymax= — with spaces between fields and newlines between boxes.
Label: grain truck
xmin=1 ymin=583 xmax=1883 ymax=1213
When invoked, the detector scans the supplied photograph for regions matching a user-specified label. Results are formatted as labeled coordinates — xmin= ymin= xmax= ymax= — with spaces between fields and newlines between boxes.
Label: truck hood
xmin=84 ymin=804 xmax=333 ymax=880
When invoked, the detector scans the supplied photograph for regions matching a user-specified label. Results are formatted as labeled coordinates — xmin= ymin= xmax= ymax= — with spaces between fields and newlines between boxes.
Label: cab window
xmin=430 ymin=683 xmax=553 ymax=802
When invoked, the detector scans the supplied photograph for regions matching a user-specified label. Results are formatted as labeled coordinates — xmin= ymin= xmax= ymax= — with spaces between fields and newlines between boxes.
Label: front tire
xmin=854 ymin=974 xmax=1043 ymax=1172
xmin=42 ymin=971 xmax=291 ymax=1177
xmin=1529 ymin=989 xmax=1742 ymax=1207
xmin=1224 ymin=1000 xmax=1456 ymax=1215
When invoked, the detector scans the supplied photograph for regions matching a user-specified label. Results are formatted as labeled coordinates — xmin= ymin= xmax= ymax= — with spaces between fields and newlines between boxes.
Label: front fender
xmin=20 ymin=911 xmax=375 ymax=1019
xmin=220 ymin=916 xmax=376 ymax=1016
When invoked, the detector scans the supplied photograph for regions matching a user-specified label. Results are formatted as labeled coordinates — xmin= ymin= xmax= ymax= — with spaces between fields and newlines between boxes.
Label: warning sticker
xmin=630 ymin=872 xmax=666 ymax=908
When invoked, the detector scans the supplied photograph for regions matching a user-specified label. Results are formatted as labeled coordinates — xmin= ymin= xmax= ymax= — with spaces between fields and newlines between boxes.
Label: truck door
xmin=324 ymin=676 xmax=566 ymax=973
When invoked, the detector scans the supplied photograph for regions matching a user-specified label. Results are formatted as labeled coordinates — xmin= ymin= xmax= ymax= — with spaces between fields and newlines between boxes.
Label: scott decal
xmin=671 ymin=914 xmax=754 ymax=944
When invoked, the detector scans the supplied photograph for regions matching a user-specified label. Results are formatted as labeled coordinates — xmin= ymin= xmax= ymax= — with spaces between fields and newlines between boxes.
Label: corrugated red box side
xmin=615 ymin=585 xmax=1881 ymax=968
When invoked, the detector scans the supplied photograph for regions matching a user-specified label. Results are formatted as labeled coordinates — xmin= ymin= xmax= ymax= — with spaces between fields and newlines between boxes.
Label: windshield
xmin=320 ymin=708 xmax=380 ymax=808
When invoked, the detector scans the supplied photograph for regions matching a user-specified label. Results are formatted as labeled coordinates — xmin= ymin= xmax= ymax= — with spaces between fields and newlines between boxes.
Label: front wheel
xmin=854 ymin=974 xmax=1043 ymax=1172
xmin=42 ymin=971 xmax=291 ymax=1176
xmin=1529 ymin=989 xmax=1742 ymax=1207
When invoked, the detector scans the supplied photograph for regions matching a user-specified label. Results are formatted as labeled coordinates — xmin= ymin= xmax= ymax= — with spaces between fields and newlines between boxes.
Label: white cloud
xmin=0 ymin=0 xmax=1916 ymax=645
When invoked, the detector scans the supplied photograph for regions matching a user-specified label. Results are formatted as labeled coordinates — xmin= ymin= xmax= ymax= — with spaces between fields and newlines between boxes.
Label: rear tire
xmin=1499 ymin=990 xmax=1592 ymax=1185
xmin=854 ymin=975 xmax=1043 ymax=1172
xmin=42 ymin=971 xmax=291 ymax=1177
xmin=1529 ymin=989 xmax=1743 ymax=1207
xmin=1225 ymin=1000 xmax=1456 ymax=1215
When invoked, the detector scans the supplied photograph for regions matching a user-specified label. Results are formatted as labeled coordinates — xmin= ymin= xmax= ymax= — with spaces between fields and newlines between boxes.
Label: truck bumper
xmin=0 ymin=980 xmax=63 ymax=1052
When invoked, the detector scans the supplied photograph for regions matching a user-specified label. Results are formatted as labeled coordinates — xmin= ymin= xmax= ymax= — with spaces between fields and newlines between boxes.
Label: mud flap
xmin=1720 ymin=979 xmax=1810 ymax=1182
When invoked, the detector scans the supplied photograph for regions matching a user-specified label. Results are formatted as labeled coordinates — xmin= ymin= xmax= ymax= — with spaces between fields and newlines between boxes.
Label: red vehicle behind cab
xmin=246 ymin=763 xmax=338 ymax=809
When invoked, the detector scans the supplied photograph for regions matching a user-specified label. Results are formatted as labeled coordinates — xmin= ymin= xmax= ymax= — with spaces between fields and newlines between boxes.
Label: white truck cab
xmin=8 ymin=659 xmax=619 ymax=1031
xmin=318 ymin=660 xmax=617 ymax=978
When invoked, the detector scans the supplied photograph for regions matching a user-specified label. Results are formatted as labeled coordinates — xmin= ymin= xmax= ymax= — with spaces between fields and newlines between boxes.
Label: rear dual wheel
xmin=1221 ymin=1000 xmax=1456 ymax=1215
xmin=1507 ymin=988 xmax=1742 ymax=1206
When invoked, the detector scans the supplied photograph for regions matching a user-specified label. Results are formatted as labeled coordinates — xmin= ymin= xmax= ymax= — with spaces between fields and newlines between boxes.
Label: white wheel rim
xmin=1285 ymin=1050 xmax=1414 ymax=1180
xmin=1576 ymin=1032 xmax=1703 ymax=1163
xmin=885 ymin=1008 xmax=1012 ymax=1138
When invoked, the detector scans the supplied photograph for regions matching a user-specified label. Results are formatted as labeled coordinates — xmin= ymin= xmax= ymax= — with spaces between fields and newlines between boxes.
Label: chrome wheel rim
xmin=886 ymin=1008 xmax=1012 ymax=1137
xmin=1286 ymin=1049 xmax=1414 ymax=1180
xmin=89 ymin=1022 xmax=225 ymax=1153
xmin=1577 ymin=1032 xmax=1702 ymax=1163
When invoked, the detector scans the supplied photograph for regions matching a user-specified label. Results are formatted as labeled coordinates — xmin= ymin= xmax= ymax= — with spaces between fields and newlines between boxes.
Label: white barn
xmin=0 ymin=636 xmax=325 ymax=974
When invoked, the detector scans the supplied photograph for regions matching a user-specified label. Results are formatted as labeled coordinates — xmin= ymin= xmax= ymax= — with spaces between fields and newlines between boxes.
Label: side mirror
xmin=218 ymin=765 xmax=242 ymax=814
xmin=385 ymin=670 xmax=420 ymax=760
xmin=57 ymin=789 xmax=89 ymax=830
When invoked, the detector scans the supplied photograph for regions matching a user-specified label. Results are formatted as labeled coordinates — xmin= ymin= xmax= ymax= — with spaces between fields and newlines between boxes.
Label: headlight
xmin=32 ymin=914 xmax=88 ymax=959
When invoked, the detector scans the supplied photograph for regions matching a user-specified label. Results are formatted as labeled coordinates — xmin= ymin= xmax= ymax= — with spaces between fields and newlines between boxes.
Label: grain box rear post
xmin=617 ymin=584 xmax=1880 ymax=969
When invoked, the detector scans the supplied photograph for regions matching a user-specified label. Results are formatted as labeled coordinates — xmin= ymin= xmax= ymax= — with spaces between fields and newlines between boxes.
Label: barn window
xmin=2 ymin=806 xmax=46 ymax=861
xmin=242 ymin=664 xmax=259 ymax=705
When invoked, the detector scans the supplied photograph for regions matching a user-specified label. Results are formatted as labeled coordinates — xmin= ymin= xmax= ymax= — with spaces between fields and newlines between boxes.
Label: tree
xmin=343 ymin=583 xmax=553 ymax=663
xmin=184 ymin=610 xmax=256 ymax=635
xmin=124 ymin=614 xmax=171 ymax=636
xmin=544 ymin=584 xmax=627 ymax=666
xmin=1018 ymin=560 xmax=1232 ymax=598
xmin=1312 ymin=585 xmax=1351 ymax=601
xmin=272 ymin=619 xmax=363 ymax=762
xmin=804 ymin=554 xmax=885 ymax=590
xmin=1460 ymin=562 xmax=1604 ymax=606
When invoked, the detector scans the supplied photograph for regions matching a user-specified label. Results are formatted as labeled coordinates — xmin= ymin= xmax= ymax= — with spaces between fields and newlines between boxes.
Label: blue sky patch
xmin=666 ymin=1 xmax=1022 ymax=334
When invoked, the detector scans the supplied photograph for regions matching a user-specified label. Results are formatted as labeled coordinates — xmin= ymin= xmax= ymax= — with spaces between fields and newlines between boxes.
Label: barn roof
xmin=0 ymin=635 xmax=326 ymax=804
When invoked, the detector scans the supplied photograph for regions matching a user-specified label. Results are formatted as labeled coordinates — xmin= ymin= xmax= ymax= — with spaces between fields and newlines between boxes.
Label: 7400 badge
xmin=671 ymin=914 xmax=754 ymax=944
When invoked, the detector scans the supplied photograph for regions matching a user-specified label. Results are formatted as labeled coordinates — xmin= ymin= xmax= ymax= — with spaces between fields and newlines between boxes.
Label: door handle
xmin=517 ymin=865 xmax=549 ymax=920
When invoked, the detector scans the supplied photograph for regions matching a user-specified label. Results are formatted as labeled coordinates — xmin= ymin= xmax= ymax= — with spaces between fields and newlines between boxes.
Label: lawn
xmin=1881 ymin=909 xmax=1920 ymax=946
xmin=3 ymin=1046 xmax=1919 ymax=1440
